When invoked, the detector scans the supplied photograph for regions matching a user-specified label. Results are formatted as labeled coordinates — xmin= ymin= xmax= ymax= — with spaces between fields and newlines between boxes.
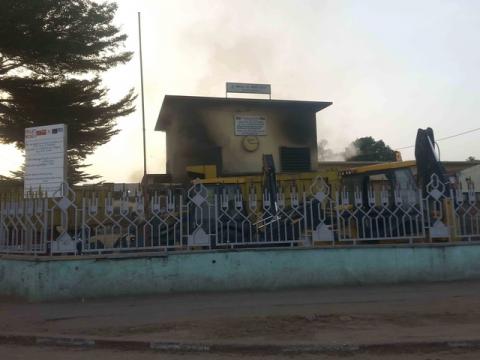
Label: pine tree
xmin=0 ymin=0 xmax=135 ymax=183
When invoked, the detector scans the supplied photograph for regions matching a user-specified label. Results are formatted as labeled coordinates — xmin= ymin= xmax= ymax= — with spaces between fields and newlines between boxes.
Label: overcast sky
xmin=1 ymin=0 xmax=480 ymax=182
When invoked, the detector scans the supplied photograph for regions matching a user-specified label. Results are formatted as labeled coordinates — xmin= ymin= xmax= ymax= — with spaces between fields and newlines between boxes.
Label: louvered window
xmin=280 ymin=147 xmax=311 ymax=172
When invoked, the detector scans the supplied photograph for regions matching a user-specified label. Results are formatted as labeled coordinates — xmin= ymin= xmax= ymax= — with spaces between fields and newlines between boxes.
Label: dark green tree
xmin=345 ymin=136 xmax=396 ymax=162
xmin=0 ymin=0 xmax=135 ymax=183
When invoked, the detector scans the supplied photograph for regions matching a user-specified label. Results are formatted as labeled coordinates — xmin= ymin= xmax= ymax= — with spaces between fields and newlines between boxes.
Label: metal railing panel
xmin=1 ymin=174 xmax=480 ymax=255
xmin=451 ymin=181 xmax=480 ymax=241
xmin=216 ymin=186 xmax=305 ymax=247
xmin=305 ymin=177 xmax=336 ymax=244
xmin=336 ymin=185 xmax=425 ymax=243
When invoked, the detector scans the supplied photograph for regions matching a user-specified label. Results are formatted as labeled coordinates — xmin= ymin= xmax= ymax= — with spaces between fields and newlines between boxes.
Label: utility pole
xmin=138 ymin=12 xmax=147 ymax=177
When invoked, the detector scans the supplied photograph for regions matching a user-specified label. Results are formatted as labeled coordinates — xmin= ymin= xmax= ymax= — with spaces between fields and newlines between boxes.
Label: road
xmin=2 ymin=280 xmax=480 ymax=357
xmin=3 ymin=344 xmax=480 ymax=359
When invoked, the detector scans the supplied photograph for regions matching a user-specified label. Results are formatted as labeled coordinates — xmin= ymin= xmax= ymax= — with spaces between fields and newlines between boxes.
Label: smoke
xmin=344 ymin=142 xmax=360 ymax=160
xmin=318 ymin=139 xmax=340 ymax=161
xmin=318 ymin=139 xmax=359 ymax=161
xmin=181 ymin=18 xmax=277 ymax=95
xmin=128 ymin=169 xmax=144 ymax=183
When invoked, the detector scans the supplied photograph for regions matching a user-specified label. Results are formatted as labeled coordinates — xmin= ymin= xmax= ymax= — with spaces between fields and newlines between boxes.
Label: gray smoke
xmin=318 ymin=139 xmax=359 ymax=161
xmin=181 ymin=18 xmax=276 ymax=95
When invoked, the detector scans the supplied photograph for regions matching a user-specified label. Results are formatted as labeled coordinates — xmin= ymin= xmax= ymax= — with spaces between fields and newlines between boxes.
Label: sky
xmin=1 ymin=0 xmax=480 ymax=183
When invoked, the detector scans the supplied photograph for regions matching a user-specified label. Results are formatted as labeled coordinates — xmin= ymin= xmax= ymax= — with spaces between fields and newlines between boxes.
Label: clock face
xmin=242 ymin=136 xmax=260 ymax=152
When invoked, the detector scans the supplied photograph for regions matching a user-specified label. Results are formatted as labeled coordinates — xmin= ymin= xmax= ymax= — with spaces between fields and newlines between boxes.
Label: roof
xmin=155 ymin=95 xmax=333 ymax=131
xmin=319 ymin=160 xmax=480 ymax=175
xmin=342 ymin=160 xmax=417 ymax=175
xmin=319 ymin=161 xmax=383 ymax=166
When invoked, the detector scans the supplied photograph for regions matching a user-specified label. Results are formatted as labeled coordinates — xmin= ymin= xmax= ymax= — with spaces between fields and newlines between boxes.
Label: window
xmin=280 ymin=147 xmax=311 ymax=172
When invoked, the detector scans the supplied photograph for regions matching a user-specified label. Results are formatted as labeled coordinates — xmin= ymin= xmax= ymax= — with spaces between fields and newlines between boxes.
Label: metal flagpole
xmin=138 ymin=12 xmax=147 ymax=177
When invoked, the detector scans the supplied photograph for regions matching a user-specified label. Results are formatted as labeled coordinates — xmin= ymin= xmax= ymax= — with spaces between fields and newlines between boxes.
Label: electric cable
xmin=395 ymin=126 xmax=480 ymax=150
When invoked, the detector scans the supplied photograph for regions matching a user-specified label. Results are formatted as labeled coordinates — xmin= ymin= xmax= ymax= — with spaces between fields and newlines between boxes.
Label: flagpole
xmin=138 ymin=12 xmax=147 ymax=177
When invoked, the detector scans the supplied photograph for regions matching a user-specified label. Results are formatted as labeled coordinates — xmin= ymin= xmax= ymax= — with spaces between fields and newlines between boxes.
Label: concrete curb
xmin=2 ymin=333 xmax=480 ymax=354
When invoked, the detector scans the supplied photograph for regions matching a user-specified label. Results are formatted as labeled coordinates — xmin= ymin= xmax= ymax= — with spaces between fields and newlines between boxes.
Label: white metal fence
xmin=1 ymin=175 xmax=479 ymax=255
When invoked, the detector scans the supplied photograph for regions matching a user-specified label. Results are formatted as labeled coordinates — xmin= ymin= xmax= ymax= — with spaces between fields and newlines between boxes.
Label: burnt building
xmin=155 ymin=95 xmax=332 ymax=182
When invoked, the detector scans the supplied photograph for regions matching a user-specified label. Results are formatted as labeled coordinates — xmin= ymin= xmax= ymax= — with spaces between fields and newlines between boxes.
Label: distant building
xmin=318 ymin=160 xmax=480 ymax=175
xmin=457 ymin=164 xmax=480 ymax=190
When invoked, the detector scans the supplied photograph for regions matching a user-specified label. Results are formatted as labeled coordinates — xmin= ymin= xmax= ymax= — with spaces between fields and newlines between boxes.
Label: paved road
xmin=2 ymin=280 xmax=480 ymax=356
xmin=3 ymin=344 xmax=480 ymax=359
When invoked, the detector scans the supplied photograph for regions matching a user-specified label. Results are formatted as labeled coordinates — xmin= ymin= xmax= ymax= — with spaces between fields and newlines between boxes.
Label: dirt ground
xmin=3 ymin=344 xmax=480 ymax=360
xmin=2 ymin=280 xmax=480 ymax=357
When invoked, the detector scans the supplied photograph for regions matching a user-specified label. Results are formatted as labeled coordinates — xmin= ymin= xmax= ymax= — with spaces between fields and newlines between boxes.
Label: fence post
xmin=302 ymin=192 xmax=310 ymax=247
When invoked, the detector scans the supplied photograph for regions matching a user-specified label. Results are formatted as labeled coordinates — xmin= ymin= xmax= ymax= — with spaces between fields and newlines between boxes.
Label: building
xmin=155 ymin=95 xmax=332 ymax=182
xmin=149 ymin=92 xmax=479 ymax=186
xmin=457 ymin=164 xmax=480 ymax=190
xmin=317 ymin=160 xmax=480 ymax=176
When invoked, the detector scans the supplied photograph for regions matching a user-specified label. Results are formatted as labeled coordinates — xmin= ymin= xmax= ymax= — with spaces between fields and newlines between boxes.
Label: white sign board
xmin=234 ymin=115 xmax=267 ymax=136
xmin=226 ymin=82 xmax=271 ymax=95
xmin=24 ymin=124 xmax=67 ymax=198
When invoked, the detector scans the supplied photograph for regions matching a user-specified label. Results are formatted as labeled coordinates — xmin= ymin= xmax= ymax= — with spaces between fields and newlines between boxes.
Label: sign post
xmin=24 ymin=124 xmax=67 ymax=198
xmin=226 ymin=82 xmax=271 ymax=99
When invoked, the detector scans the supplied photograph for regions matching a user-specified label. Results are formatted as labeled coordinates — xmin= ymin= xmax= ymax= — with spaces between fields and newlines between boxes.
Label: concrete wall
xmin=2 ymin=244 xmax=480 ymax=302
xmin=165 ymin=103 xmax=318 ymax=181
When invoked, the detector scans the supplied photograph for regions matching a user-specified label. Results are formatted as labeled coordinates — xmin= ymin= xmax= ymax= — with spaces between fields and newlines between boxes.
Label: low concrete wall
xmin=2 ymin=244 xmax=480 ymax=301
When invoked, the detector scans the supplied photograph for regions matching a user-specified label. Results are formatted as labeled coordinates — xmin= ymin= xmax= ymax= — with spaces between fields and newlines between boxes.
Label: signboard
xmin=24 ymin=124 xmax=67 ymax=198
xmin=226 ymin=82 xmax=271 ymax=95
xmin=234 ymin=115 xmax=267 ymax=136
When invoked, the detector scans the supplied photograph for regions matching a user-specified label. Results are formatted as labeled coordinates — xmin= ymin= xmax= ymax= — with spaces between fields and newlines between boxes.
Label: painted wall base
xmin=1 ymin=244 xmax=480 ymax=302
